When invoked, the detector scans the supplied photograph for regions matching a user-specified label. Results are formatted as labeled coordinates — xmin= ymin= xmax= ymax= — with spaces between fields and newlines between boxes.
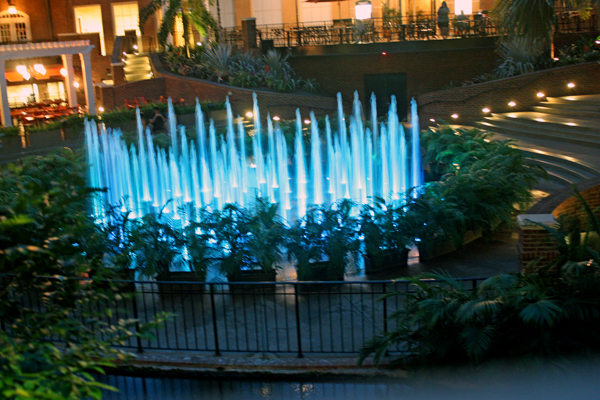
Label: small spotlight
xmin=99 ymin=107 xmax=104 ymax=112
xmin=553 ymin=57 xmax=559 ymax=61
xmin=429 ymin=118 xmax=435 ymax=122
xmin=508 ymin=101 xmax=516 ymax=107
xmin=245 ymin=111 xmax=253 ymax=118
xmin=133 ymin=45 xmax=138 ymax=50
xmin=74 ymin=82 xmax=80 ymax=88
xmin=451 ymin=113 xmax=459 ymax=119
xmin=304 ymin=119 xmax=311 ymax=124
xmin=123 ymin=52 xmax=127 ymax=55
xmin=567 ymin=82 xmax=575 ymax=88
xmin=537 ymin=92 xmax=545 ymax=98
xmin=273 ymin=116 xmax=280 ymax=121
xmin=60 ymin=68 xmax=68 ymax=77
xmin=382 ymin=52 xmax=387 ymax=55
xmin=596 ymin=40 xmax=600 ymax=45
xmin=482 ymin=108 xmax=490 ymax=114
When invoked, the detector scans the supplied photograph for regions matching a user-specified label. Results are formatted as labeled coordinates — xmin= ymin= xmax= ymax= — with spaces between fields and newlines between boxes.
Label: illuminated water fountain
xmin=85 ymin=92 xmax=422 ymax=223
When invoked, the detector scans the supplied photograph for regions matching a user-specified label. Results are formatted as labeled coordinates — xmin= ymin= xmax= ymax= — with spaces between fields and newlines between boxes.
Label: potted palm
xmin=360 ymin=198 xmax=411 ymax=275
xmin=246 ymin=198 xmax=286 ymax=280
xmin=319 ymin=199 xmax=361 ymax=281
xmin=286 ymin=208 xmax=326 ymax=281
xmin=130 ymin=210 xmax=184 ymax=281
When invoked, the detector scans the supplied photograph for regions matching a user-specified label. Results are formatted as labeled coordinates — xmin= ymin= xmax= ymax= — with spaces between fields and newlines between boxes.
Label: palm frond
xmin=139 ymin=0 xmax=164 ymax=34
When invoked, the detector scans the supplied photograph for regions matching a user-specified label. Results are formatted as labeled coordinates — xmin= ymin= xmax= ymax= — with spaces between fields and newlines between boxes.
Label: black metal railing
xmin=224 ymin=15 xmax=499 ymax=48
xmin=555 ymin=8 xmax=599 ymax=33
xmin=7 ymin=277 xmax=486 ymax=356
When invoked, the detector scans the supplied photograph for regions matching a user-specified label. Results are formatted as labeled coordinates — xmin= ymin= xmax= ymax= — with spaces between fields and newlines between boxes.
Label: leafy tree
xmin=139 ymin=0 xmax=218 ymax=53
xmin=0 ymin=151 xmax=167 ymax=399
xmin=493 ymin=0 xmax=599 ymax=49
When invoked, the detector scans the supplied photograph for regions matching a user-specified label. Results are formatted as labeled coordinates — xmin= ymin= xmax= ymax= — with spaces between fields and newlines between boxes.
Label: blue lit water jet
xmin=85 ymin=92 xmax=423 ymax=223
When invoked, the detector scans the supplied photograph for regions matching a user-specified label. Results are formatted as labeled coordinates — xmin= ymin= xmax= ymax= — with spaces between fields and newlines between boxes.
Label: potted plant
xmin=360 ymin=197 xmax=411 ymax=275
xmin=286 ymin=209 xmax=326 ymax=281
xmin=319 ymin=199 xmax=361 ymax=281
xmin=130 ymin=209 xmax=184 ymax=281
xmin=246 ymin=198 xmax=286 ymax=279
xmin=211 ymin=203 xmax=275 ymax=284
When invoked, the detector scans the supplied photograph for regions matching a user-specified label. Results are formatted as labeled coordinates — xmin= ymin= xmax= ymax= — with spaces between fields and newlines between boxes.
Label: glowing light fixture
xmin=8 ymin=1 xmax=17 ymax=14
xmin=16 ymin=65 xmax=27 ymax=75
xmin=355 ymin=0 xmax=372 ymax=20
xmin=382 ymin=52 xmax=387 ymax=55
xmin=245 ymin=111 xmax=253 ymax=118
xmin=451 ymin=113 xmax=459 ymax=119
xmin=273 ymin=116 xmax=280 ymax=121
xmin=74 ymin=81 xmax=80 ymax=88
xmin=99 ymin=107 xmax=105 ymax=112
xmin=508 ymin=101 xmax=516 ymax=107
xmin=429 ymin=118 xmax=435 ymax=122
xmin=33 ymin=64 xmax=46 ymax=75
xmin=482 ymin=107 xmax=490 ymax=113
xmin=536 ymin=92 xmax=545 ymax=98
xmin=304 ymin=119 xmax=311 ymax=124
xmin=567 ymin=82 xmax=575 ymax=88
xmin=133 ymin=44 xmax=138 ymax=50
xmin=60 ymin=68 xmax=68 ymax=77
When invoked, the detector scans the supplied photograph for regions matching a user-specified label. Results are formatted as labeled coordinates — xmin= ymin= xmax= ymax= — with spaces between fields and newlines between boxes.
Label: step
xmin=527 ymin=157 xmax=596 ymax=182
xmin=124 ymin=65 xmax=151 ymax=72
xmin=126 ymin=73 xmax=152 ymax=82
xmin=474 ymin=120 xmax=600 ymax=148
xmin=544 ymin=95 xmax=600 ymax=107
xmin=481 ymin=116 xmax=600 ymax=140
xmin=520 ymin=149 xmax=600 ymax=177
xmin=491 ymin=113 xmax=600 ymax=135
xmin=532 ymin=105 xmax=600 ymax=119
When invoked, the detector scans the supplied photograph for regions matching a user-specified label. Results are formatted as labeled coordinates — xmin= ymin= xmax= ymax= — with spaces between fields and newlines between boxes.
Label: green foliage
xmin=0 ymin=126 xmax=20 ymax=137
xmin=493 ymin=37 xmax=546 ymax=78
xmin=246 ymin=198 xmax=287 ymax=272
xmin=556 ymin=35 xmax=600 ymax=66
xmin=162 ymin=44 xmax=319 ymax=93
xmin=0 ymin=151 xmax=167 ymax=399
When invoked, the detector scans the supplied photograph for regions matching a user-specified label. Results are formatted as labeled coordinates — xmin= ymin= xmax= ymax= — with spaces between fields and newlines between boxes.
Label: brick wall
xmin=289 ymin=38 xmax=498 ymax=114
xmin=418 ymin=61 xmax=600 ymax=125
xmin=96 ymin=56 xmax=338 ymax=119
xmin=517 ymin=214 xmax=561 ymax=272
xmin=552 ymin=184 xmax=600 ymax=230
xmin=517 ymin=181 xmax=600 ymax=271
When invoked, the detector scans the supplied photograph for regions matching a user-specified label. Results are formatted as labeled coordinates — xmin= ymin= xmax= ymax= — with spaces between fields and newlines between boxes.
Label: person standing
xmin=437 ymin=1 xmax=450 ymax=38
xmin=148 ymin=107 xmax=167 ymax=134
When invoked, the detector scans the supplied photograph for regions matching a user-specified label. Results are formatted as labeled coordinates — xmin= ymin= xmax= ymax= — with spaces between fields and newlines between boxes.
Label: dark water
xmin=99 ymin=375 xmax=413 ymax=400
xmin=98 ymin=360 xmax=600 ymax=400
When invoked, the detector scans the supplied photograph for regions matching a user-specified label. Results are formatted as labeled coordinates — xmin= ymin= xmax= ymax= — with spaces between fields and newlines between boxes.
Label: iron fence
xmin=8 ymin=277 xmax=486 ymax=357
xmin=224 ymin=15 xmax=499 ymax=48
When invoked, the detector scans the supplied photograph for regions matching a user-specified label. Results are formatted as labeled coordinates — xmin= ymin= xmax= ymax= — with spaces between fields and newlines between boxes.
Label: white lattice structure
xmin=0 ymin=40 xmax=95 ymax=127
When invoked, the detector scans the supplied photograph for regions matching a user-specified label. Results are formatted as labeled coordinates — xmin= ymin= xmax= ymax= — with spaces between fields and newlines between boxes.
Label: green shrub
xmin=0 ymin=126 xmax=20 ymax=137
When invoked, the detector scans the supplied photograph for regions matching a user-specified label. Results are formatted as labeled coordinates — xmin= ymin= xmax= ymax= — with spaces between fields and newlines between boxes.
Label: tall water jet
xmin=85 ymin=92 xmax=424 ymax=225
xmin=410 ymin=98 xmax=423 ymax=192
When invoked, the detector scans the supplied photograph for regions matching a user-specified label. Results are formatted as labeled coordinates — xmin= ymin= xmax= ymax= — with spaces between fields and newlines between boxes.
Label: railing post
xmin=210 ymin=284 xmax=221 ymax=356
xmin=382 ymin=282 xmax=388 ymax=334
xmin=294 ymin=283 xmax=303 ymax=358
xmin=131 ymin=287 xmax=143 ymax=353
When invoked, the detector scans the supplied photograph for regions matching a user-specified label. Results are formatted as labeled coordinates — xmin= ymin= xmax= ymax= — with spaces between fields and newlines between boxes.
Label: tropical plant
xmin=247 ymin=198 xmax=287 ymax=273
xmin=139 ymin=0 xmax=218 ymax=52
xmin=183 ymin=219 xmax=218 ymax=281
xmin=320 ymin=199 xmax=361 ymax=280
xmin=0 ymin=153 xmax=167 ymax=398
xmin=286 ymin=208 xmax=326 ymax=281
xmin=493 ymin=0 xmax=599 ymax=48
xmin=204 ymin=43 xmax=233 ymax=81
xmin=130 ymin=207 xmax=185 ymax=279
xmin=493 ymin=37 xmax=544 ymax=78
xmin=209 ymin=203 xmax=255 ymax=280
xmin=360 ymin=197 xmax=411 ymax=272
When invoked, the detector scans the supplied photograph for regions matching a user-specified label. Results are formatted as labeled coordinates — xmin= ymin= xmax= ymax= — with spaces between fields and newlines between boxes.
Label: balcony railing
xmin=224 ymin=14 xmax=499 ymax=48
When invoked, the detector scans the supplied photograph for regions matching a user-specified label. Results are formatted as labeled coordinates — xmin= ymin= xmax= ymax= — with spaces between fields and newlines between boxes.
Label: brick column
xmin=241 ymin=18 xmax=258 ymax=49
xmin=517 ymin=214 xmax=561 ymax=273
xmin=0 ymin=59 xmax=11 ymax=127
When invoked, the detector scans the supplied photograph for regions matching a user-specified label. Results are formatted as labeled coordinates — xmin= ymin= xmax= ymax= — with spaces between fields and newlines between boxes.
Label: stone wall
xmin=552 ymin=183 xmax=600 ymax=230
xmin=418 ymin=61 xmax=600 ymax=125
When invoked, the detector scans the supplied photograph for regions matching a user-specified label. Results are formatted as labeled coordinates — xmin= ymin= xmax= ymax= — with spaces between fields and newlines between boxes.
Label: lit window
xmin=0 ymin=11 xmax=31 ymax=43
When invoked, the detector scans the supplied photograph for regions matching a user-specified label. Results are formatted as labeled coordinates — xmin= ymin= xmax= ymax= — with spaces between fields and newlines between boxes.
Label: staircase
xmin=474 ymin=95 xmax=600 ymax=148
xmin=472 ymin=94 xmax=600 ymax=190
xmin=123 ymin=53 xmax=152 ymax=83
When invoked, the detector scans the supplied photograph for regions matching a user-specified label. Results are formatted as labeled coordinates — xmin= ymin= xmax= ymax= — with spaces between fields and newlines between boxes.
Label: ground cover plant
xmin=359 ymin=188 xmax=600 ymax=367
xmin=162 ymin=44 xmax=319 ymax=93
